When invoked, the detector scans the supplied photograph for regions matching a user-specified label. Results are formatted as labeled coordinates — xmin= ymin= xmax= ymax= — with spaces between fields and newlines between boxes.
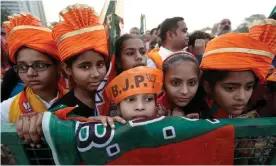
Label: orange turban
xmin=200 ymin=19 xmax=276 ymax=83
xmin=106 ymin=66 xmax=163 ymax=104
xmin=52 ymin=4 xmax=109 ymax=62
xmin=3 ymin=13 xmax=59 ymax=63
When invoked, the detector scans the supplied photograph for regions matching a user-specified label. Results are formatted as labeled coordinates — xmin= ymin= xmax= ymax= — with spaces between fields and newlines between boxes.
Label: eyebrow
xmin=17 ymin=60 xmax=50 ymax=64
xmin=223 ymin=81 xmax=255 ymax=86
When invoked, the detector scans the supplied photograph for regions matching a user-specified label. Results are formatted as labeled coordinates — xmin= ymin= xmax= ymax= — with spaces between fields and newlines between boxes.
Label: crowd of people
xmin=1 ymin=3 xmax=276 ymax=164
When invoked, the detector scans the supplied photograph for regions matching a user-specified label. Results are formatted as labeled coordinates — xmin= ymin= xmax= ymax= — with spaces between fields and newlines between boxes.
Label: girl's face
xmin=118 ymin=93 xmax=156 ymax=120
xmin=64 ymin=50 xmax=107 ymax=92
xmin=120 ymin=38 xmax=147 ymax=70
xmin=16 ymin=48 xmax=58 ymax=91
xmin=207 ymin=71 xmax=256 ymax=116
xmin=164 ymin=60 xmax=199 ymax=107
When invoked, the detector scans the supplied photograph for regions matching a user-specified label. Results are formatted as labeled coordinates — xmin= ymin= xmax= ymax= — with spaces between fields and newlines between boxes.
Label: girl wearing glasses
xmin=1 ymin=13 xmax=68 ymax=124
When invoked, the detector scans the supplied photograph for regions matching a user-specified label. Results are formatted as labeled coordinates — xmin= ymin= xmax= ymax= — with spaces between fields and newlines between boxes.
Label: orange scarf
xmin=9 ymin=85 xmax=68 ymax=123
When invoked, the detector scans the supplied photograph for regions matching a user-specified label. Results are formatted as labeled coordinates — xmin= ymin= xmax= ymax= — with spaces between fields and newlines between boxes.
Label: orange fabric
xmin=148 ymin=48 xmax=163 ymax=69
xmin=200 ymin=19 xmax=276 ymax=83
xmin=52 ymin=4 xmax=109 ymax=62
xmin=106 ymin=66 xmax=163 ymax=104
xmin=107 ymin=125 xmax=234 ymax=165
xmin=267 ymin=68 xmax=276 ymax=82
xmin=3 ymin=13 xmax=59 ymax=63
xmin=54 ymin=107 xmax=100 ymax=122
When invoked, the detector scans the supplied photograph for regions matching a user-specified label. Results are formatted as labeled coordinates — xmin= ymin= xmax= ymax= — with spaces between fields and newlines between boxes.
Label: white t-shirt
xmin=1 ymin=93 xmax=59 ymax=124
xmin=147 ymin=46 xmax=173 ymax=69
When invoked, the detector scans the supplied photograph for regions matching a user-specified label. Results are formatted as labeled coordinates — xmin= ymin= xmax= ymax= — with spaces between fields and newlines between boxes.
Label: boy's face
xmin=118 ymin=93 xmax=156 ymax=120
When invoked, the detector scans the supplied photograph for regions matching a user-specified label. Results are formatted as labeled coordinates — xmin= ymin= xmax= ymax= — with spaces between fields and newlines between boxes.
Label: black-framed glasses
xmin=13 ymin=63 xmax=53 ymax=73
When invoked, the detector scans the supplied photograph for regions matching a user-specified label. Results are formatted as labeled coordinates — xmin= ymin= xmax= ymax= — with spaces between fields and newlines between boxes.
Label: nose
xmin=26 ymin=67 xmax=37 ymax=77
xmin=136 ymin=51 xmax=143 ymax=61
xmin=180 ymin=83 xmax=188 ymax=95
xmin=235 ymin=89 xmax=247 ymax=101
xmin=90 ymin=66 xmax=100 ymax=78
xmin=135 ymin=101 xmax=146 ymax=112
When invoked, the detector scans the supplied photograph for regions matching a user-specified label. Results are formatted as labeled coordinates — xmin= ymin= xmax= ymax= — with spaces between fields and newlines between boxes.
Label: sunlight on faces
xmin=16 ymin=48 xmax=58 ymax=91
xmin=206 ymin=71 xmax=256 ymax=116
xmin=120 ymin=38 xmax=147 ymax=70
xmin=63 ymin=50 xmax=107 ymax=92
xmin=117 ymin=93 xmax=156 ymax=121
xmin=164 ymin=60 xmax=199 ymax=107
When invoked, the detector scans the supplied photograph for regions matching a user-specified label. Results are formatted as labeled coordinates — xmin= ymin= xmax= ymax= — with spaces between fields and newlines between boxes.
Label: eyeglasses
xmin=13 ymin=63 xmax=53 ymax=73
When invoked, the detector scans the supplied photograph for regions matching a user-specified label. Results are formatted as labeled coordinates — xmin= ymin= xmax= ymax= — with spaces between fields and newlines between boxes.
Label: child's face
xmin=210 ymin=71 xmax=256 ymax=116
xmin=118 ymin=93 xmax=156 ymax=120
xmin=16 ymin=48 xmax=58 ymax=91
xmin=164 ymin=60 xmax=199 ymax=107
xmin=120 ymin=38 xmax=147 ymax=70
xmin=65 ymin=50 xmax=107 ymax=92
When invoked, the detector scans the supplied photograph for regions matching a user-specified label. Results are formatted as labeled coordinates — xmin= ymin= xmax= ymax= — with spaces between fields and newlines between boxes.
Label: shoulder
xmin=50 ymin=90 xmax=75 ymax=109
xmin=1 ymin=95 xmax=18 ymax=123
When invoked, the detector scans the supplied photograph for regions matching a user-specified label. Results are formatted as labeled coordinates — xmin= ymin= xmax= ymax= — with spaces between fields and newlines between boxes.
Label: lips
xmin=89 ymin=81 xmax=101 ymax=86
xmin=177 ymin=97 xmax=191 ymax=102
xmin=232 ymin=104 xmax=246 ymax=111
xmin=29 ymin=80 xmax=40 ymax=85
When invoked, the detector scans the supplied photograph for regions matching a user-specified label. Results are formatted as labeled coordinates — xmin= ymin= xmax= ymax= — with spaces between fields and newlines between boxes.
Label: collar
xmin=36 ymin=91 xmax=60 ymax=109
xmin=158 ymin=46 xmax=173 ymax=61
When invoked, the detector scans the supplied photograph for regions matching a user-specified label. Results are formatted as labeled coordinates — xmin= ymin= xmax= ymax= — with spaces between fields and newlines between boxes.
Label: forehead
xmin=17 ymin=48 xmax=52 ymax=63
xmin=177 ymin=20 xmax=187 ymax=29
xmin=122 ymin=38 xmax=145 ymax=49
xmin=219 ymin=71 xmax=255 ymax=84
xmin=166 ymin=60 xmax=198 ymax=78
xmin=75 ymin=50 xmax=105 ymax=62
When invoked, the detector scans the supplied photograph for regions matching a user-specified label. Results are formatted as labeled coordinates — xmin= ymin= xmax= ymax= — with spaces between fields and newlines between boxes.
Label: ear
xmin=203 ymin=81 xmax=212 ymax=95
xmin=61 ymin=62 xmax=72 ymax=76
xmin=167 ymin=31 xmax=174 ymax=40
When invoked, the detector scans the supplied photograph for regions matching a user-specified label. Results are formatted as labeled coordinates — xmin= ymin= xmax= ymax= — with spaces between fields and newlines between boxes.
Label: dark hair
xmin=114 ymin=34 xmax=144 ymax=74
xmin=162 ymin=52 xmax=199 ymax=75
xmin=1 ymin=67 xmax=22 ymax=102
xmin=201 ymin=70 xmax=230 ymax=89
xmin=202 ymin=70 xmax=259 ymax=90
xmin=64 ymin=55 xmax=79 ymax=67
xmin=188 ymin=31 xmax=212 ymax=47
xmin=150 ymin=28 xmax=157 ymax=35
xmin=159 ymin=17 xmax=184 ymax=42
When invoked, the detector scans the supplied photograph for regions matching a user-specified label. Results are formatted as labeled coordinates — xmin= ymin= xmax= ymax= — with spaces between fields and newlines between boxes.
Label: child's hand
xmin=16 ymin=112 xmax=43 ymax=148
xmin=91 ymin=116 xmax=126 ymax=129
xmin=185 ymin=113 xmax=199 ymax=119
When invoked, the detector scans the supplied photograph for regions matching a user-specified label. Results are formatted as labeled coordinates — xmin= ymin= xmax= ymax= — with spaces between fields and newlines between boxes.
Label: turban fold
xmin=106 ymin=66 xmax=163 ymax=104
xmin=3 ymin=13 xmax=59 ymax=63
xmin=200 ymin=19 xmax=276 ymax=83
xmin=52 ymin=4 xmax=109 ymax=62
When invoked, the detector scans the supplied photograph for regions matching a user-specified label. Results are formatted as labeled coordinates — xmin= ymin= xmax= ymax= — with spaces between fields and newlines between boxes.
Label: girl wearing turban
xmin=200 ymin=19 xmax=276 ymax=118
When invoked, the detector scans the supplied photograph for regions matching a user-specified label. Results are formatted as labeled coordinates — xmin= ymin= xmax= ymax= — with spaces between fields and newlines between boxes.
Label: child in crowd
xmin=49 ymin=4 xmax=112 ymax=117
xmin=1 ymin=13 xmax=67 ymax=124
xmin=115 ymin=34 xmax=147 ymax=74
xmin=157 ymin=51 xmax=209 ymax=118
xmin=200 ymin=19 xmax=276 ymax=118
xmin=105 ymin=66 xmax=163 ymax=122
